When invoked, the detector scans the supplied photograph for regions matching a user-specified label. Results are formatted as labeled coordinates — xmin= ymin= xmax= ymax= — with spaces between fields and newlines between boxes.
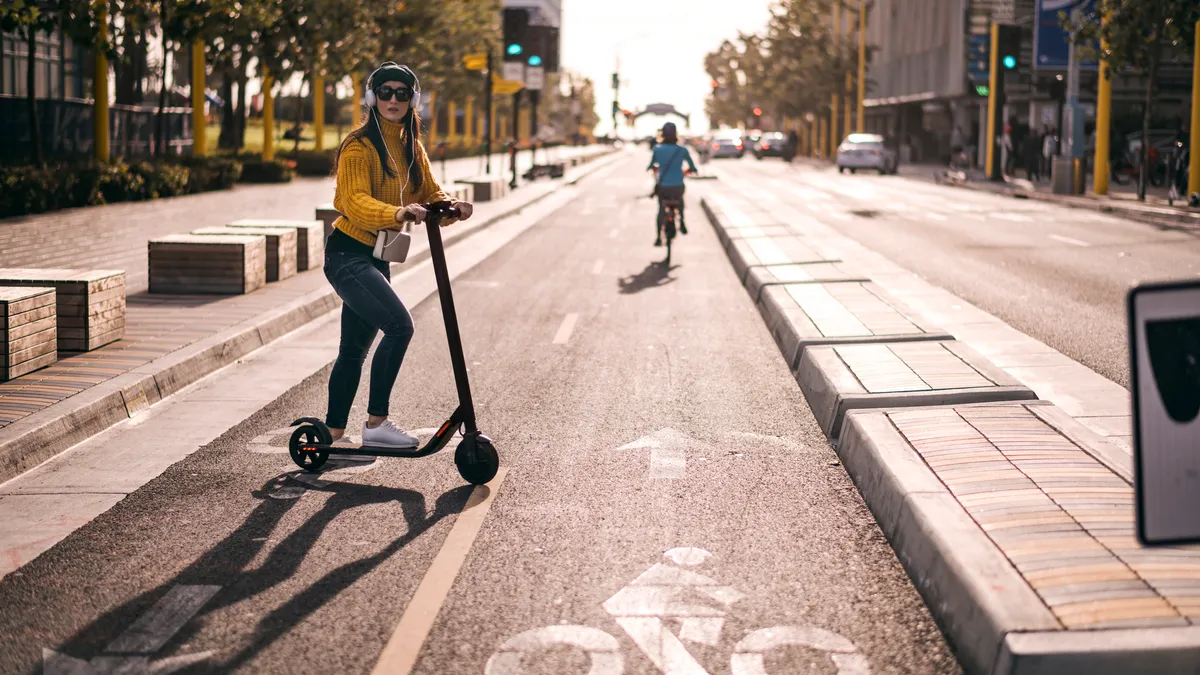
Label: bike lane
xmin=386 ymin=158 xmax=959 ymax=674
xmin=0 ymin=155 xmax=958 ymax=674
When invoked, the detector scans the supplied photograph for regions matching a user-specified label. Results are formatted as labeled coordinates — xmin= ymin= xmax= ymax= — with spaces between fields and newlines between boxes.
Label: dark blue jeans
xmin=323 ymin=248 xmax=414 ymax=429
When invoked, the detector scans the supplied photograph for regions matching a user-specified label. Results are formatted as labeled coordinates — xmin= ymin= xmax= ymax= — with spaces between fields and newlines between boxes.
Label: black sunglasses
xmin=375 ymin=85 xmax=413 ymax=102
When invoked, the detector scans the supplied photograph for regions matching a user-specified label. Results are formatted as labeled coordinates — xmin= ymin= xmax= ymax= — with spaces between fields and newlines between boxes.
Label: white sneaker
xmin=362 ymin=420 xmax=419 ymax=449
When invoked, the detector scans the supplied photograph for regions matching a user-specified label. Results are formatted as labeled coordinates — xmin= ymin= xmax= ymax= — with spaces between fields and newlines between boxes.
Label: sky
xmin=560 ymin=0 xmax=773 ymax=137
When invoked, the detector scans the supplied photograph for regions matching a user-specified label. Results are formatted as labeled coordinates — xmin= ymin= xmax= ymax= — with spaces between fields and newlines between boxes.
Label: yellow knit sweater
xmin=331 ymin=115 xmax=448 ymax=246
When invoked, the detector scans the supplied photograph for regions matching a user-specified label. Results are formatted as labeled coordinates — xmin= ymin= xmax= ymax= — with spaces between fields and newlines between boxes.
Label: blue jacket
xmin=648 ymin=143 xmax=698 ymax=187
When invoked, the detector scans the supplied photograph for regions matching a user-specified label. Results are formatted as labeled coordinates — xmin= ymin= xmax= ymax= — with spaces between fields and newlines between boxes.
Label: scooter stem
xmin=425 ymin=218 xmax=478 ymax=434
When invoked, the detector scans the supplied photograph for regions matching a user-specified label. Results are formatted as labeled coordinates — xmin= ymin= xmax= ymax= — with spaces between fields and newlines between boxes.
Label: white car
xmin=836 ymin=133 xmax=898 ymax=174
xmin=709 ymin=131 xmax=746 ymax=159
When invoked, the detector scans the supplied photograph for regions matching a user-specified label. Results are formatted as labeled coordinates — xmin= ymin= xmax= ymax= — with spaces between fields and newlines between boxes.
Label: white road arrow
xmin=617 ymin=429 xmax=711 ymax=479
xmin=43 ymin=584 xmax=219 ymax=674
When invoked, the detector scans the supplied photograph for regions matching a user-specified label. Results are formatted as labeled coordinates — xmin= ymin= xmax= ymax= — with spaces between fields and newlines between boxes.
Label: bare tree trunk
xmin=1138 ymin=50 xmax=1159 ymax=202
xmin=26 ymin=26 xmax=44 ymax=167
xmin=219 ymin=69 xmax=236 ymax=149
xmin=157 ymin=45 xmax=171 ymax=157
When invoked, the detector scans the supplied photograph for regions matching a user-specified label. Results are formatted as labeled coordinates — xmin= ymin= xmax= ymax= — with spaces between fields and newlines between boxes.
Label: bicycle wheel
xmin=664 ymin=210 xmax=676 ymax=264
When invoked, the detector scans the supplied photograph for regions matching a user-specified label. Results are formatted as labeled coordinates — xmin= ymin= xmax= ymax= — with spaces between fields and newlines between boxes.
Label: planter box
xmin=148 ymin=234 xmax=267 ymax=295
xmin=0 ymin=269 xmax=125 ymax=351
xmin=1 ymin=286 xmax=57 ymax=380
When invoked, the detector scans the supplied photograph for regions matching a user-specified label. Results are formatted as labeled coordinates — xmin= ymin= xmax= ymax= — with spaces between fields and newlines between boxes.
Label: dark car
xmin=754 ymin=131 xmax=787 ymax=159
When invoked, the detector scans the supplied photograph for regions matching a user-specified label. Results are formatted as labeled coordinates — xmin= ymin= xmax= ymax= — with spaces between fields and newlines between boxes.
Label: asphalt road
xmin=0 ymin=154 xmax=958 ymax=674
xmin=710 ymin=157 xmax=1200 ymax=388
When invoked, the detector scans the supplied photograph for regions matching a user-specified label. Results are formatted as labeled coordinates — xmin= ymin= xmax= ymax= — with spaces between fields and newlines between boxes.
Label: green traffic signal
xmin=975 ymin=84 xmax=989 ymax=96
xmin=507 ymin=43 xmax=522 ymax=56
xmin=1002 ymin=55 xmax=1016 ymax=69
xmin=528 ymin=55 xmax=542 ymax=67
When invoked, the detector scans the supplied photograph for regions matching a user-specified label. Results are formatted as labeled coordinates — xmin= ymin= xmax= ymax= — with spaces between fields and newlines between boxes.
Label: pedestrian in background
xmin=1041 ymin=126 xmax=1056 ymax=180
xmin=1022 ymin=131 xmax=1042 ymax=182
xmin=784 ymin=129 xmax=798 ymax=163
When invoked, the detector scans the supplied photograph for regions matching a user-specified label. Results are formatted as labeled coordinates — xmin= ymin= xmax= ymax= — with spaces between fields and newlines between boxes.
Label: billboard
xmin=1034 ymin=0 xmax=1098 ymax=70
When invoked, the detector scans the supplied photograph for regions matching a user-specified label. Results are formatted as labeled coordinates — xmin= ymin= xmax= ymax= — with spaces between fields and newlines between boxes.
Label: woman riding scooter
xmin=324 ymin=62 xmax=473 ymax=448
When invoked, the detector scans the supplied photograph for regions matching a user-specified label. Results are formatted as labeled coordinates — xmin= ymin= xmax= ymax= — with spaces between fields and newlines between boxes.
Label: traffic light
xmin=524 ymin=25 xmax=561 ymax=72
xmin=752 ymin=107 xmax=763 ymax=117
xmin=997 ymin=24 xmax=1020 ymax=71
xmin=503 ymin=8 xmax=528 ymax=62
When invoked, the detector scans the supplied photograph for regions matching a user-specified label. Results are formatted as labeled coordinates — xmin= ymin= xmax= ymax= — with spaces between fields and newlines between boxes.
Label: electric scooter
xmin=288 ymin=201 xmax=500 ymax=485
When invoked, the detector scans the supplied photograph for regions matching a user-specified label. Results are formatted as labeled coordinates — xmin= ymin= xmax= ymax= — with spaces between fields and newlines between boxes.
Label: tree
xmin=1 ymin=0 xmax=60 ymax=166
xmin=1067 ymin=0 xmax=1200 ymax=200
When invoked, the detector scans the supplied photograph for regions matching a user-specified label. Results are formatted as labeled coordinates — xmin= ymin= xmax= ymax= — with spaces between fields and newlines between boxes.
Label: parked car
xmin=836 ymin=133 xmax=898 ymax=174
xmin=709 ymin=130 xmax=746 ymax=159
xmin=754 ymin=131 xmax=787 ymax=159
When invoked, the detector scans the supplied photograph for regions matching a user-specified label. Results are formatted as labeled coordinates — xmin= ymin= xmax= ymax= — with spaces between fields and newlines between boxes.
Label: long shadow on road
xmin=47 ymin=474 xmax=473 ymax=673
xmin=618 ymin=260 xmax=680 ymax=294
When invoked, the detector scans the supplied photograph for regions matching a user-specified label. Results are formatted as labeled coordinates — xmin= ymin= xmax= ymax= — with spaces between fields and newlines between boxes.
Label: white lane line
xmin=105 ymin=584 xmax=221 ymax=653
xmin=592 ymin=260 xmax=604 ymax=275
xmin=553 ymin=313 xmax=579 ymax=344
xmin=1049 ymin=233 xmax=1091 ymax=247
xmin=372 ymin=468 xmax=508 ymax=675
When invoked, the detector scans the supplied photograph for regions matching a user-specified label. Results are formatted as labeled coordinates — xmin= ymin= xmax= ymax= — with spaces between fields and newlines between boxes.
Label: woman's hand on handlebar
xmin=396 ymin=203 xmax=427 ymax=224
xmin=440 ymin=200 xmax=473 ymax=227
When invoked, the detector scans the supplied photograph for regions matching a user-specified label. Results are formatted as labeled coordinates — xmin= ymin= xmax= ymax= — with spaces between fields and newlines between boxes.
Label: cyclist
xmin=647 ymin=122 xmax=698 ymax=246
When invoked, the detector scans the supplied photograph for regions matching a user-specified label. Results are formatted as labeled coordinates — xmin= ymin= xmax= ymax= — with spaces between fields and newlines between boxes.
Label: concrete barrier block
xmin=315 ymin=203 xmax=340 ymax=241
xmin=229 ymin=219 xmax=324 ymax=272
xmin=744 ymin=262 xmax=863 ymax=304
xmin=459 ymin=176 xmax=509 ymax=202
xmin=799 ymin=340 xmax=1039 ymax=439
xmin=758 ymin=281 xmax=953 ymax=370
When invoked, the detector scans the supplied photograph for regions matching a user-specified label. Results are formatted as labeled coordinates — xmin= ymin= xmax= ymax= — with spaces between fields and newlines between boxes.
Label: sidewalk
xmin=0 ymin=146 xmax=619 ymax=484
xmin=697 ymin=169 xmax=1200 ymax=673
xmin=891 ymin=161 xmax=1200 ymax=230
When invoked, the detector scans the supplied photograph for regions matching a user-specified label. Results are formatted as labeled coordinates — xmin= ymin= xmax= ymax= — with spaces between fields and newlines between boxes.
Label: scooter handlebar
xmin=401 ymin=201 xmax=462 ymax=225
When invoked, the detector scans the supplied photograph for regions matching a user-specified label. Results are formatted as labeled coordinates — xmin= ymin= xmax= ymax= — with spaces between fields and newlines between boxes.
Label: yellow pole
xmin=819 ymin=116 xmax=827 ymax=159
xmin=447 ymin=100 xmax=458 ymax=145
xmin=810 ymin=118 xmax=817 ymax=157
xmin=313 ymin=73 xmax=325 ymax=151
xmin=94 ymin=8 xmax=110 ymax=162
xmin=351 ymin=73 xmax=363 ymax=128
xmin=857 ymin=0 xmax=866 ymax=132
xmin=518 ymin=105 xmax=529 ymax=143
xmin=191 ymin=41 xmax=206 ymax=156
xmin=830 ymin=2 xmax=840 ymax=159
xmin=845 ymin=77 xmax=852 ymax=136
xmin=985 ymin=23 xmax=999 ymax=178
xmin=1190 ymin=19 xmax=1200 ymax=197
xmin=262 ymin=68 xmax=275 ymax=161
xmin=465 ymin=96 xmax=475 ymax=148
xmin=428 ymin=92 xmax=438 ymax=146
xmin=1094 ymin=20 xmax=1111 ymax=195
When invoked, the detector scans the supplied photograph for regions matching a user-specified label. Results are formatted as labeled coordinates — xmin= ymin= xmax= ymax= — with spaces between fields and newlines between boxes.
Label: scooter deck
xmin=316 ymin=444 xmax=431 ymax=459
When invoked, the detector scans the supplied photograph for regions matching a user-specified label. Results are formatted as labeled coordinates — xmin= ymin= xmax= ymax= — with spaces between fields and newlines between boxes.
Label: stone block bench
xmin=457 ymin=176 xmax=509 ymax=202
xmin=0 ymin=269 xmax=125 ymax=351
xmin=316 ymin=204 xmax=339 ymax=241
xmin=1 ymin=286 xmax=57 ymax=380
xmin=192 ymin=226 xmax=297 ymax=282
xmin=228 ymin=219 xmax=324 ymax=271
xmin=148 ymin=234 xmax=267 ymax=295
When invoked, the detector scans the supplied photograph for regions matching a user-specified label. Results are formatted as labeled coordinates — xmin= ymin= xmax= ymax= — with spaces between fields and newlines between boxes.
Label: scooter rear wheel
xmin=455 ymin=433 xmax=500 ymax=485
xmin=289 ymin=425 xmax=329 ymax=472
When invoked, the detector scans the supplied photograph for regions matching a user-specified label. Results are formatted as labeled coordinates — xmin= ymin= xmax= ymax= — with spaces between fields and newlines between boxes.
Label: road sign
xmin=524 ymin=66 xmax=544 ymax=91
xmin=462 ymin=52 xmax=487 ymax=71
xmin=1034 ymin=0 xmax=1098 ymax=69
xmin=502 ymin=62 xmax=524 ymax=84
xmin=492 ymin=74 xmax=523 ymax=95
xmin=1129 ymin=279 xmax=1200 ymax=545
xmin=967 ymin=34 xmax=990 ymax=82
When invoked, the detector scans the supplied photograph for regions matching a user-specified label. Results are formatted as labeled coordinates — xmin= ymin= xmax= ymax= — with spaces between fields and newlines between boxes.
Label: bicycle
xmin=658 ymin=198 xmax=682 ymax=265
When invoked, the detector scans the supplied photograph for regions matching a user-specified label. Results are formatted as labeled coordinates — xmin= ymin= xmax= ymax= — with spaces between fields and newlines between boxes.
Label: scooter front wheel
xmin=455 ymin=433 xmax=500 ymax=485
xmin=289 ymin=424 xmax=329 ymax=472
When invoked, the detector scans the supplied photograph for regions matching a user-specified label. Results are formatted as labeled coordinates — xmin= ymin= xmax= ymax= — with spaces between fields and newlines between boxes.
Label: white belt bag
xmin=373 ymin=228 xmax=412 ymax=263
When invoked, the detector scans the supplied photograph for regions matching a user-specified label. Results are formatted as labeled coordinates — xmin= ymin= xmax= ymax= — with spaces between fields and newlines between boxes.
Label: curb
xmin=938 ymin=178 xmax=1200 ymax=230
xmin=837 ymin=407 xmax=1062 ymax=675
xmin=0 ymin=149 xmax=621 ymax=485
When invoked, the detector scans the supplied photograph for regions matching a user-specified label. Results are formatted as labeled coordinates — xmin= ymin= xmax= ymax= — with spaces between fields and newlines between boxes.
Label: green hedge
xmin=239 ymin=158 xmax=295 ymax=183
xmin=282 ymin=150 xmax=335 ymax=177
xmin=0 ymin=157 xmax=246 ymax=219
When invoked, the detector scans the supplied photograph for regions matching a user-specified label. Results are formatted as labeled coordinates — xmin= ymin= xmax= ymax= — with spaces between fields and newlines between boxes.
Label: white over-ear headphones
xmin=363 ymin=65 xmax=420 ymax=112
